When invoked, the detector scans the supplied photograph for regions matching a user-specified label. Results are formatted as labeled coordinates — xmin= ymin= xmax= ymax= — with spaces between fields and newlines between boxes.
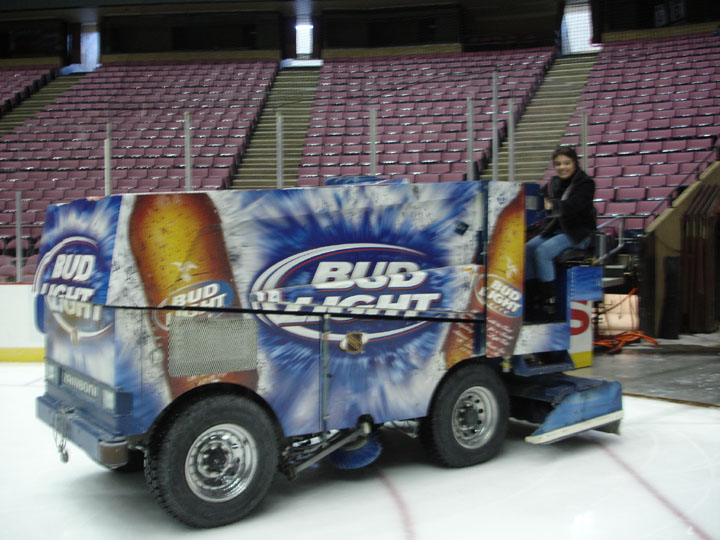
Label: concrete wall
xmin=602 ymin=22 xmax=720 ymax=42
xmin=0 ymin=284 xmax=44 ymax=362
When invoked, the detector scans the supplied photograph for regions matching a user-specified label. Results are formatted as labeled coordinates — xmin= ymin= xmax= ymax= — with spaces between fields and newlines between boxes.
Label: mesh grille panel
xmin=168 ymin=317 xmax=258 ymax=377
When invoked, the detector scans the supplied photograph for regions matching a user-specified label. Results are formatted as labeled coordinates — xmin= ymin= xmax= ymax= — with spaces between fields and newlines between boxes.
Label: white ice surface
xmin=2 ymin=362 xmax=719 ymax=540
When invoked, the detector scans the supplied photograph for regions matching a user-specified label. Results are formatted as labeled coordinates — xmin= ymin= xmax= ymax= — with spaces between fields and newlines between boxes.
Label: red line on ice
xmin=374 ymin=468 xmax=416 ymax=540
xmin=597 ymin=439 xmax=715 ymax=540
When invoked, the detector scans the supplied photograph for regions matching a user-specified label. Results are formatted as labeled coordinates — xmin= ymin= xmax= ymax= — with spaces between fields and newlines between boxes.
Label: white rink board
xmin=0 ymin=284 xmax=44 ymax=348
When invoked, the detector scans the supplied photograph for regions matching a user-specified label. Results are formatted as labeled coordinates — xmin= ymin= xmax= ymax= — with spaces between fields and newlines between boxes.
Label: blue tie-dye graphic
xmin=35 ymin=197 xmax=122 ymax=386
xmin=244 ymin=183 xmax=483 ymax=434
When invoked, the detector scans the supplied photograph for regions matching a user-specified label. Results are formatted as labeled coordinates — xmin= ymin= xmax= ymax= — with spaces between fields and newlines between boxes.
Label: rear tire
xmin=145 ymin=393 xmax=278 ymax=528
xmin=421 ymin=364 xmax=509 ymax=467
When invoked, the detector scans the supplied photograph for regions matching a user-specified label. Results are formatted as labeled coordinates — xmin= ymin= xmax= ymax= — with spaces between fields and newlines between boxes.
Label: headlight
xmin=45 ymin=362 xmax=60 ymax=385
xmin=101 ymin=388 xmax=117 ymax=412
xmin=101 ymin=387 xmax=132 ymax=415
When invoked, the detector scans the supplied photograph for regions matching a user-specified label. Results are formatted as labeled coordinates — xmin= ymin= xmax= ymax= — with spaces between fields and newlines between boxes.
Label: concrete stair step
xmin=250 ymin=135 xmax=308 ymax=143
xmin=254 ymin=126 xmax=309 ymax=133
xmin=0 ymin=73 xmax=86 ymax=135
xmin=525 ymin=95 xmax=581 ymax=102
xmin=514 ymin=120 xmax=568 ymax=128
xmin=510 ymin=130 xmax=567 ymax=139
xmin=240 ymin=156 xmax=301 ymax=164
xmin=239 ymin=159 xmax=303 ymax=167
xmin=232 ymin=67 xmax=320 ymax=189
xmin=510 ymin=140 xmax=561 ymax=146
xmin=543 ymin=74 xmax=591 ymax=82
xmin=238 ymin=162 xmax=300 ymax=169
xmin=522 ymin=102 xmax=580 ymax=111
xmin=255 ymin=125 xmax=310 ymax=131
xmin=496 ymin=144 xmax=558 ymax=153
xmin=481 ymin=53 xmax=596 ymax=181
xmin=494 ymin=161 xmax=553 ymax=170
xmin=485 ymin=161 xmax=542 ymax=170
xmin=235 ymin=174 xmax=299 ymax=181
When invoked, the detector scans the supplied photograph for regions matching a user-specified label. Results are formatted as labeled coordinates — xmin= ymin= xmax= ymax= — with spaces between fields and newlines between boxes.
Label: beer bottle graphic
xmin=444 ymin=265 xmax=485 ymax=369
xmin=485 ymin=185 xmax=525 ymax=358
xmin=129 ymin=193 xmax=258 ymax=396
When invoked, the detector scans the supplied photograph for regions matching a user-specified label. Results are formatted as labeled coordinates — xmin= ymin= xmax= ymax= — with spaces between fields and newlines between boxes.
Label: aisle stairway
xmin=480 ymin=53 xmax=597 ymax=183
xmin=232 ymin=67 xmax=320 ymax=190
xmin=0 ymin=73 xmax=85 ymax=137
xmin=478 ymin=53 xmax=633 ymax=291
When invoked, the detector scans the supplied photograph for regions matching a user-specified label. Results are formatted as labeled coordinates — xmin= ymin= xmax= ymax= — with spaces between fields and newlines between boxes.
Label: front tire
xmin=421 ymin=364 xmax=509 ymax=467
xmin=145 ymin=393 xmax=278 ymax=528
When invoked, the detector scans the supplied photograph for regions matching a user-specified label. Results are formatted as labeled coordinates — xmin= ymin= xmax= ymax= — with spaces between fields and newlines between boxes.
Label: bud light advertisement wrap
xmin=251 ymin=265 xmax=477 ymax=432
xmin=486 ymin=181 xmax=525 ymax=358
xmin=33 ymin=197 xmax=121 ymax=385
xmin=36 ymin=183 xmax=486 ymax=437
xmin=215 ymin=182 xmax=484 ymax=434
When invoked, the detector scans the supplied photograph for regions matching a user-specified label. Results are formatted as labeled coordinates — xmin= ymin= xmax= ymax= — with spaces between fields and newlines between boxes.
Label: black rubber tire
xmin=145 ymin=393 xmax=278 ymax=528
xmin=421 ymin=364 xmax=509 ymax=468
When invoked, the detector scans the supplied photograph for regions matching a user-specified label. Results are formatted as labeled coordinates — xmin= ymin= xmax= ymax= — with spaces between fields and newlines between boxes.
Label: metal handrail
xmin=593 ymin=215 xmax=626 ymax=266
xmin=594 ymin=142 xmax=719 ymax=265
xmin=640 ymin=145 xmax=719 ymax=228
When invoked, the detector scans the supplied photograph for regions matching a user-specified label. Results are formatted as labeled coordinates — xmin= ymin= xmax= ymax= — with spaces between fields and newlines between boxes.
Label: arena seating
xmin=0 ymin=249 xmax=38 ymax=283
xmin=1 ymin=36 xmax=718 ymax=280
xmin=0 ymin=66 xmax=56 ymax=114
xmin=0 ymin=60 xmax=278 ymax=260
xmin=558 ymin=33 xmax=720 ymax=229
xmin=297 ymin=48 xmax=556 ymax=186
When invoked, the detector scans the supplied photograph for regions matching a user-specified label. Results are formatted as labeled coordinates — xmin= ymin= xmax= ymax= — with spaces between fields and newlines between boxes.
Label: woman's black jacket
xmin=541 ymin=168 xmax=596 ymax=244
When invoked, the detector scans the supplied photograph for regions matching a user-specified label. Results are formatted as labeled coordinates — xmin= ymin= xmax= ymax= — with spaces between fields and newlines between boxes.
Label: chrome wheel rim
xmin=451 ymin=386 xmax=497 ymax=449
xmin=185 ymin=423 xmax=257 ymax=503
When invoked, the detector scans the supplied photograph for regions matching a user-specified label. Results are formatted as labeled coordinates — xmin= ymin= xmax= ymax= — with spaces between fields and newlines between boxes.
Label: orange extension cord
xmin=593 ymin=287 xmax=658 ymax=354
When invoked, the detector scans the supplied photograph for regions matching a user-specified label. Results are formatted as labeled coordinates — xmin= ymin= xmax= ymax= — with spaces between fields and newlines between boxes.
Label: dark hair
xmin=551 ymin=146 xmax=579 ymax=169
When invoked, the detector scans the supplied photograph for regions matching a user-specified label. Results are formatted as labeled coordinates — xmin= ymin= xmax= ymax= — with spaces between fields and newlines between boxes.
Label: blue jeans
xmin=525 ymin=233 xmax=588 ymax=283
